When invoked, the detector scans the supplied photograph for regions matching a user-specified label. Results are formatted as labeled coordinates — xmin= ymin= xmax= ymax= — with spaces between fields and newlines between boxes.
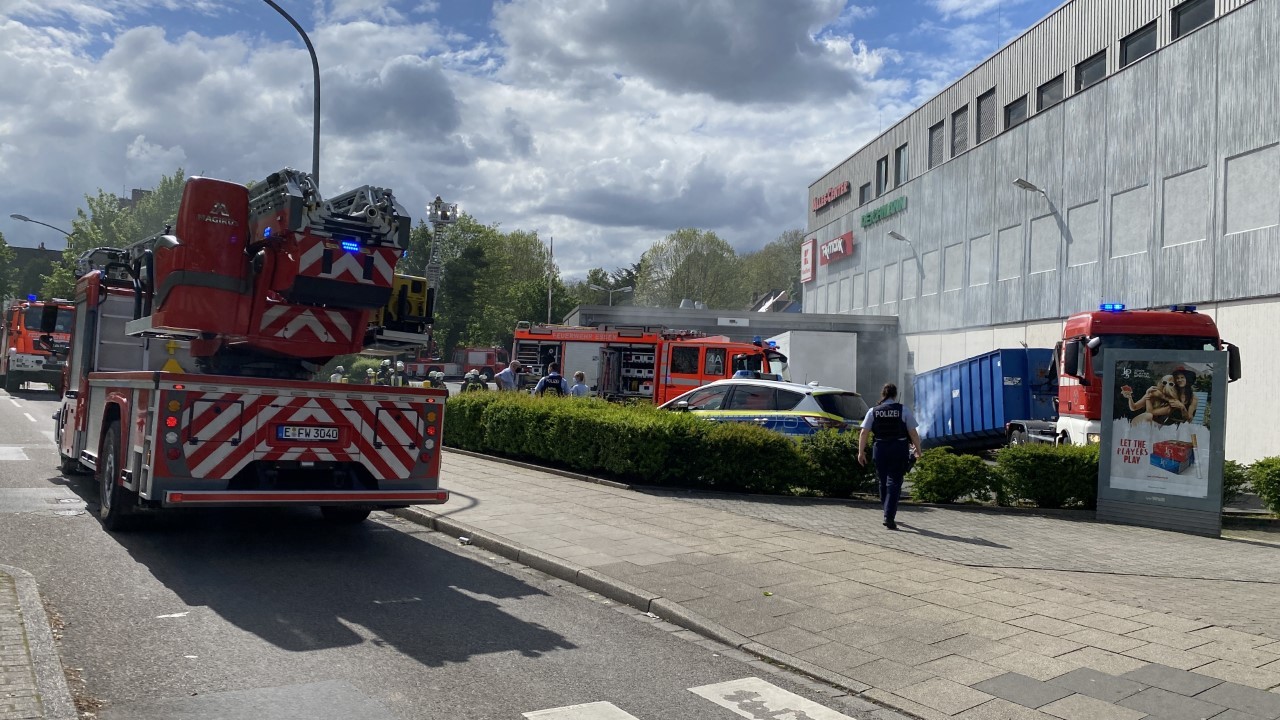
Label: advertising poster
xmin=1107 ymin=359 xmax=1213 ymax=498
xmin=1098 ymin=348 xmax=1226 ymax=536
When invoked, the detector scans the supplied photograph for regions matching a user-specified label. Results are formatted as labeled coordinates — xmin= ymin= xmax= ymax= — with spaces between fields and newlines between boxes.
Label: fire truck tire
xmin=320 ymin=507 xmax=372 ymax=525
xmin=98 ymin=421 xmax=137 ymax=531
xmin=3 ymin=374 xmax=18 ymax=394
xmin=1009 ymin=429 xmax=1027 ymax=446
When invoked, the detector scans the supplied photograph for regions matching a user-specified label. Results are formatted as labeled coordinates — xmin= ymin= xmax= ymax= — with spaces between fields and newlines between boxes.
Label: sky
xmin=0 ymin=0 xmax=1060 ymax=277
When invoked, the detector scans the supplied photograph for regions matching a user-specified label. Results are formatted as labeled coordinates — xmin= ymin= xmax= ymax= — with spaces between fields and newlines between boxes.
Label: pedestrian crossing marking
xmin=523 ymin=701 xmax=641 ymax=719
xmin=689 ymin=677 xmax=859 ymax=720
xmin=0 ymin=447 xmax=29 ymax=461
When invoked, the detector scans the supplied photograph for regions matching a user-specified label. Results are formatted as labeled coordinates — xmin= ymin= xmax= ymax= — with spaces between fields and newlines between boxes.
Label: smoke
xmin=911 ymin=383 xmax=950 ymax=440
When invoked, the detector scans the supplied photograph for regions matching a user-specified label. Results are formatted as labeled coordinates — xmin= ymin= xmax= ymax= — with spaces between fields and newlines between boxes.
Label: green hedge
xmin=441 ymin=392 xmax=876 ymax=496
xmin=1252 ymin=457 xmax=1280 ymax=514
xmin=1222 ymin=460 xmax=1251 ymax=507
xmin=995 ymin=443 xmax=1100 ymax=509
xmin=910 ymin=448 xmax=996 ymax=504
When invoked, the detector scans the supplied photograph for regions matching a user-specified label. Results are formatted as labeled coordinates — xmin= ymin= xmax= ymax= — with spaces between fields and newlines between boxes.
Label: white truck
xmin=766 ymin=331 xmax=857 ymax=390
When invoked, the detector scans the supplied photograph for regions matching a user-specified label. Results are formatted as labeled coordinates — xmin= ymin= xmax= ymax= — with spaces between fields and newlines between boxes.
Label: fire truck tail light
xmin=166 ymin=448 xmax=180 ymax=461
xmin=167 ymin=400 xmax=181 ymax=412
xmin=165 ymin=416 xmax=178 ymax=428
xmin=426 ymin=426 xmax=437 ymax=436
xmin=164 ymin=431 xmax=178 ymax=445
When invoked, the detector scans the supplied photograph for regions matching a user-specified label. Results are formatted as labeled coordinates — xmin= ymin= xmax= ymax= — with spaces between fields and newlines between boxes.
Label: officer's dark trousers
xmin=872 ymin=439 xmax=910 ymax=524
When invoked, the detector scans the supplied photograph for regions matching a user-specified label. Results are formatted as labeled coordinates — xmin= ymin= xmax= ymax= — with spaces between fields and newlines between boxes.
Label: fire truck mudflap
xmin=92 ymin=372 xmax=447 ymax=509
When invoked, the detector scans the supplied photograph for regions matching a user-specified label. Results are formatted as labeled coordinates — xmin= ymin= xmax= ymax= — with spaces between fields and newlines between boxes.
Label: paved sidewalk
xmin=401 ymin=452 xmax=1280 ymax=720
xmin=0 ymin=567 xmax=74 ymax=720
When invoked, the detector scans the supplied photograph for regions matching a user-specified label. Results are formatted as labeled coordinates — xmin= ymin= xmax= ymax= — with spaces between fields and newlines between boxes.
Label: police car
xmin=659 ymin=374 xmax=868 ymax=436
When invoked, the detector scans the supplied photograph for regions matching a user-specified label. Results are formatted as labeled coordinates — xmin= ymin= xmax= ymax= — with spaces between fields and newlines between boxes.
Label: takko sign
xmin=811 ymin=181 xmax=850 ymax=212
xmin=800 ymin=238 xmax=816 ymax=283
xmin=860 ymin=196 xmax=908 ymax=227
xmin=819 ymin=231 xmax=854 ymax=265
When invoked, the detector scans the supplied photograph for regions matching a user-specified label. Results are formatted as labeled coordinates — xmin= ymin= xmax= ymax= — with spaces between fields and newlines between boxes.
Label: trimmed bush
xmin=798 ymin=429 xmax=878 ymax=498
xmin=997 ymin=443 xmax=1100 ymax=509
xmin=1251 ymin=457 xmax=1280 ymax=515
xmin=1222 ymin=460 xmax=1251 ymax=507
xmin=909 ymin=447 xmax=996 ymax=504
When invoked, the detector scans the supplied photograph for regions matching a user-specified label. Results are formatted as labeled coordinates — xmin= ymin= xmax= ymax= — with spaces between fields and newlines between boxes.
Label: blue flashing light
xmin=27 ymin=294 xmax=37 ymax=302
xmin=1100 ymin=303 xmax=1126 ymax=312
xmin=1170 ymin=304 xmax=1197 ymax=313
xmin=340 ymin=240 xmax=361 ymax=252
xmin=263 ymin=227 xmax=271 ymax=238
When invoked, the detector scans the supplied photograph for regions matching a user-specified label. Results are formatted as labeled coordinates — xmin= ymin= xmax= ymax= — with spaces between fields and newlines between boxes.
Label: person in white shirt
xmin=329 ymin=366 xmax=345 ymax=383
xmin=493 ymin=361 xmax=523 ymax=391
xmin=569 ymin=371 xmax=589 ymax=397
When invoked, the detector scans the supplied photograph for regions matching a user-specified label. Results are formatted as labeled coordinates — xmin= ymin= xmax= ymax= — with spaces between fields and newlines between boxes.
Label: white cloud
xmin=0 ymin=0 xmax=904 ymax=278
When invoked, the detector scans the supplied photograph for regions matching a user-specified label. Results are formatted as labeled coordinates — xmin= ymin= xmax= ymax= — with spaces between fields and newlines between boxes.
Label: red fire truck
xmin=405 ymin=346 xmax=509 ymax=380
xmin=511 ymin=322 xmax=779 ymax=403
xmin=1 ymin=296 xmax=74 ymax=393
xmin=50 ymin=169 xmax=447 ymax=529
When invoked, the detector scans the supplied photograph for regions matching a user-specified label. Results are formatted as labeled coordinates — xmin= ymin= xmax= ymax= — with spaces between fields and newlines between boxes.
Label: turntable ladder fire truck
xmin=52 ymin=169 xmax=447 ymax=529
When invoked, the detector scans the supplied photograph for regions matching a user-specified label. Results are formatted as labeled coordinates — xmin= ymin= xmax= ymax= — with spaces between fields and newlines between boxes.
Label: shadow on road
xmin=91 ymin=505 xmax=577 ymax=667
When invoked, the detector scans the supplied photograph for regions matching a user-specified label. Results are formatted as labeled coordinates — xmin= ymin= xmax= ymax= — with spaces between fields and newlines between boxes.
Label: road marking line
xmin=524 ymin=702 xmax=642 ymax=719
xmin=23 ymin=413 xmax=37 ymax=423
xmin=0 ymin=447 xmax=29 ymax=461
xmin=9 ymin=398 xmax=19 ymax=407
xmin=689 ymin=677 xmax=859 ymax=720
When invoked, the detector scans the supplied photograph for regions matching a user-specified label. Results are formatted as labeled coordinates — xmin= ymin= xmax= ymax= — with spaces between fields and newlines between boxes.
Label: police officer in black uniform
xmin=858 ymin=383 xmax=923 ymax=530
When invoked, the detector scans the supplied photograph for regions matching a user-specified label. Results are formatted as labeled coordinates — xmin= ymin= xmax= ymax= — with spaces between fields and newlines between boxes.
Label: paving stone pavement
xmin=414 ymin=452 xmax=1280 ymax=720
xmin=0 ymin=573 xmax=43 ymax=720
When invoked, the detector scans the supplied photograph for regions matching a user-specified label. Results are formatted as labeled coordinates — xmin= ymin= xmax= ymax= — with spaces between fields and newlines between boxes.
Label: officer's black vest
xmin=870 ymin=401 xmax=908 ymax=441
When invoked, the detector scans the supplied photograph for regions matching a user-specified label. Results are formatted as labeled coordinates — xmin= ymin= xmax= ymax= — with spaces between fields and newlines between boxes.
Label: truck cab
xmin=1 ymin=297 xmax=73 ymax=394
xmin=1052 ymin=305 xmax=1240 ymax=445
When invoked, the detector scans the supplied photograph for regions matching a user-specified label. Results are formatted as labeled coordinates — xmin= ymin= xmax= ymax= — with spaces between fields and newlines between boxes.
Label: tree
xmin=42 ymin=170 xmax=187 ymax=298
xmin=634 ymin=228 xmax=746 ymax=309
xmin=0 ymin=232 xmax=15 ymax=300
xmin=740 ymin=228 xmax=805 ymax=304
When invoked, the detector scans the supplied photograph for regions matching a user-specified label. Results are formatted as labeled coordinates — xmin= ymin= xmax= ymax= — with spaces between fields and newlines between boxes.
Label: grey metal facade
xmin=804 ymin=0 xmax=1280 ymax=333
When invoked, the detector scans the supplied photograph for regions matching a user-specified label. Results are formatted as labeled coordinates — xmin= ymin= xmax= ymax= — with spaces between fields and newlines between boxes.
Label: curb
xmin=389 ymin=506 xmax=890 ymax=709
xmin=0 ymin=565 xmax=77 ymax=720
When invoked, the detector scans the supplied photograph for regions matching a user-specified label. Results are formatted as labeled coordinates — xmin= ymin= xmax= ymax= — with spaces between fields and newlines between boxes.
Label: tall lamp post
xmin=9 ymin=214 xmax=71 ymax=238
xmin=588 ymin=284 xmax=633 ymax=306
xmin=262 ymin=0 xmax=321 ymax=188
xmin=888 ymin=231 xmax=925 ymax=277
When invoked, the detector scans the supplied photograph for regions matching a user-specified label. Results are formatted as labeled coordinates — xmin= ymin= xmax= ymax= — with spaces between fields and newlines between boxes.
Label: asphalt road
xmin=0 ymin=385 xmax=877 ymax=720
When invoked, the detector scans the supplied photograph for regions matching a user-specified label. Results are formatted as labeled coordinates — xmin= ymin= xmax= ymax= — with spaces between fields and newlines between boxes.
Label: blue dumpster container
xmin=912 ymin=348 xmax=1057 ymax=450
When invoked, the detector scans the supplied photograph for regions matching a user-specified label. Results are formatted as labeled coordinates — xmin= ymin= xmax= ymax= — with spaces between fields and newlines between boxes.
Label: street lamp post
xmin=888 ymin=231 xmax=925 ymax=277
xmin=588 ymin=284 xmax=634 ymax=306
xmin=9 ymin=214 xmax=71 ymax=238
xmin=262 ymin=0 xmax=321 ymax=188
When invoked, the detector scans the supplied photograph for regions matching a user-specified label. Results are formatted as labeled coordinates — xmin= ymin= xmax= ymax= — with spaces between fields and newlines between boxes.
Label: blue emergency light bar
xmin=27 ymin=294 xmax=37 ymax=302
xmin=1170 ymin=304 xmax=1197 ymax=312
xmin=340 ymin=240 xmax=360 ymax=252
xmin=1100 ymin=303 xmax=1126 ymax=312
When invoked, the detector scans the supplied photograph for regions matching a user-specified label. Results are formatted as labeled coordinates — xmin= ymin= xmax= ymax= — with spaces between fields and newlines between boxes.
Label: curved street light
xmin=9 ymin=213 xmax=72 ymax=237
xmin=262 ymin=0 xmax=321 ymax=188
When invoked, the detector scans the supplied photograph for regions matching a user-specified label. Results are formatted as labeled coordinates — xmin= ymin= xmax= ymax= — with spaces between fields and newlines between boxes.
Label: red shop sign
xmin=800 ymin=239 xmax=816 ymax=283
xmin=819 ymin=232 xmax=854 ymax=265
xmin=812 ymin=181 xmax=850 ymax=212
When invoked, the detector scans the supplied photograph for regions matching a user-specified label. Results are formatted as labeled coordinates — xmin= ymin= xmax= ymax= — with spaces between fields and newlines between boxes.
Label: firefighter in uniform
xmin=858 ymin=383 xmax=923 ymax=530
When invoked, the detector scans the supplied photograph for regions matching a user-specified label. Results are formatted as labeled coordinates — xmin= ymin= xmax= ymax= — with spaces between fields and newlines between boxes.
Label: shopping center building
xmin=803 ymin=0 xmax=1279 ymax=461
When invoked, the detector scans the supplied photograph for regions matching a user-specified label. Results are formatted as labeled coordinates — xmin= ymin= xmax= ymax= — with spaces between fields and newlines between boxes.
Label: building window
xmin=928 ymin=121 xmax=944 ymax=169
xmin=1173 ymin=0 xmax=1214 ymax=39
xmin=951 ymin=105 xmax=969 ymax=157
xmin=894 ymin=144 xmax=909 ymax=187
xmin=1037 ymin=75 xmax=1064 ymax=111
xmin=875 ymin=156 xmax=889 ymax=197
xmin=859 ymin=183 xmax=872 ymax=205
xmin=1004 ymin=95 xmax=1028 ymax=129
xmin=1120 ymin=21 xmax=1158 ymax=68
xmin=1075 ymin=50 xmax=1107 ymax=91
xmin=976 ymin=89 xmax=997 ymax=144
